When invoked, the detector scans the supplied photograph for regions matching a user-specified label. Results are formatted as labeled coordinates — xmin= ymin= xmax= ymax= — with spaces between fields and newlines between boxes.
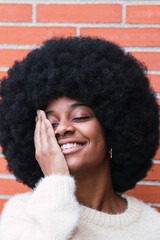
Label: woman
xmin=0 ymin=36 xmax=159 ymax=239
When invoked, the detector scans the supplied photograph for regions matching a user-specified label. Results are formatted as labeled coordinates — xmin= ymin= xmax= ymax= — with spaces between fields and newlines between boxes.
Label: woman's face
xmin=45 ymin=96 xmax=107 ymax=173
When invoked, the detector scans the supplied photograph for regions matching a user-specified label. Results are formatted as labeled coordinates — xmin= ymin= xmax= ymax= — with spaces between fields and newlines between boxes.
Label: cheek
xmin=75 ymin=122 xmax=97 ymax=140
xmin=91 ymin=122 xmax=107 ymax=154
xmin=76 ymin=122 xmax=106 ymax=149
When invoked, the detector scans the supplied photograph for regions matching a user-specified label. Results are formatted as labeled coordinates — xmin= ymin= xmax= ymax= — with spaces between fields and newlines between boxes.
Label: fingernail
xmin=37 ymin=110 xmax=44 ymax=117
xmin=40 ymin=110 xmax=43 ymax=116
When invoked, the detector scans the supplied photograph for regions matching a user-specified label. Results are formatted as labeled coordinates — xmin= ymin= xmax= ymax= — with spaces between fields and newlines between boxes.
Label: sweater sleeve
xmin=0 ymin=174 xmax=82 ymax=240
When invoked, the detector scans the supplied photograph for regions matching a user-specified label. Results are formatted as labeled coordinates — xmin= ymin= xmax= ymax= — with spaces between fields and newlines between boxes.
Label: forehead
xmin=45 ymin=96 xmax=92 ymax=113
xmin=47 ymin=96 xmax=78 ymax=108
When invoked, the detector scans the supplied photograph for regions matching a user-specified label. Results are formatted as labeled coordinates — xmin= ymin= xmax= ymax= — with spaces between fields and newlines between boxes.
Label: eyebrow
xmin=45 ymin=103 xmax=90 ymax=115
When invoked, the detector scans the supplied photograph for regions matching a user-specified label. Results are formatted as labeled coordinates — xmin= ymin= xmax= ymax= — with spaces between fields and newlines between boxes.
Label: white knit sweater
xmin=0 ymin=174 xmax=160 ymax=240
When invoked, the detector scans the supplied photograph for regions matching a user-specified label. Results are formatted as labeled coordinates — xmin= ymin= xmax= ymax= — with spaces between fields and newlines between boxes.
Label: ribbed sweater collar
xmin=80 ymin=193 xmax=142 ymax=227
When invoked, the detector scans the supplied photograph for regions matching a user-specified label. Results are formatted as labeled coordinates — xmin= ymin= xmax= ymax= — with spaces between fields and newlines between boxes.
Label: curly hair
xmin=0 ymin=36 xmax=159 ymax=193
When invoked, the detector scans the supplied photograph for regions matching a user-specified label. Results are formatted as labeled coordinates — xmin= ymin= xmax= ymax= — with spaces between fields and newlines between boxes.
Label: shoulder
xmin=123 ymin=193 xmax=160 ymax=232
xmin=140 ymin=198 xmax=160 ymax=223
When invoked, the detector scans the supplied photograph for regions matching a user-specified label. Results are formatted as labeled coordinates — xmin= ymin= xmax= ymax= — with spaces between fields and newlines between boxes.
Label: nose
xmin=54 ymin=119 xmax=75 ymax=137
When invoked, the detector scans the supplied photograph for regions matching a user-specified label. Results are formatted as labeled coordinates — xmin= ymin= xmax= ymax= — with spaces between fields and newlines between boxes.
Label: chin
xmin=65 ymin=156 xmax=84 ymax=172
xmin=66 ymin=158 xmax=82 ymax=171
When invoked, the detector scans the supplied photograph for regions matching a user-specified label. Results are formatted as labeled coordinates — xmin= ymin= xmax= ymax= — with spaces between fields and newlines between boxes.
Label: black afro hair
xmin=0 ymin=36 xmax=159 ymax=193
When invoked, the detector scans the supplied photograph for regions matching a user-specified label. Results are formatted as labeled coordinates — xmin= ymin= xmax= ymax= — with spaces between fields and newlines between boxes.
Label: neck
xmin=73 ymin=159 xmax=127 ymax=214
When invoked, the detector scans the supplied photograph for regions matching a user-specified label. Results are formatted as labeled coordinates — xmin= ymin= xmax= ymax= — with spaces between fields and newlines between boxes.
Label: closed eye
xmin=51 ymin=116 xmax=91 ymax=128
xmin=73 ymin=116 xmax=90 ymax=121
xmin=52 ymin=123 xmax=59 ymax=128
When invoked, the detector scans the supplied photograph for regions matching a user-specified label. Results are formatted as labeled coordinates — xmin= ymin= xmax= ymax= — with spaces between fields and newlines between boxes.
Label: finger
xmin=39 ymin=110 xmax=48 ymax=149
xmin=40 ymin=117 xmax=48 ymax=152
xmin=40 ymin=110 xmax=47 ymax=120
xmin=44 ymin=118 xmax=59 ymax=150
xmin=34 ymin=111 xmax=41 ymax=155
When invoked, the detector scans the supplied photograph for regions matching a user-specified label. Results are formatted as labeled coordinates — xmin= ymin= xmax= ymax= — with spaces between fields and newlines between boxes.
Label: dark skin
xmin=34 ymin=96 xmax=127 ymax=214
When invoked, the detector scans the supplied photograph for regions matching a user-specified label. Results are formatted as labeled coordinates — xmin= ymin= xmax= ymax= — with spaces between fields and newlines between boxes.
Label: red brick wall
xmin=0 ymin=1 xmax=160 ymax=214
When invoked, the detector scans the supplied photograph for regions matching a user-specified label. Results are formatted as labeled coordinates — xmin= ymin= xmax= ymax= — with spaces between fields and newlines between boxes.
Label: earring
xmin=109 ymin=148 xmax=112 ymax=159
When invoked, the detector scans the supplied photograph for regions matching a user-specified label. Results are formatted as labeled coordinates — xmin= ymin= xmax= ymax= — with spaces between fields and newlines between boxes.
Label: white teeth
xmin=61 ymin=143 xmax=83 ymax=150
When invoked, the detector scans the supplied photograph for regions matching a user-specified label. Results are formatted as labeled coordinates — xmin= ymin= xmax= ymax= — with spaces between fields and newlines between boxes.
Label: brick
xmin=152 ymin=206 xmax=160 ymax=213
xmin=0 ymin=49 xmax=31 ymax=67
xmin=131 ymin=52 xmax=160 ymax=71
xmin=148 ymin=74 xmax=160 ymax=92
xmin=0 ymin=26 xmax=76 ymax=44
xmin=0 ymin=179 xmax=31 ymax=195
xmin=37 ymin=4 xmax=122 ymax=23
xmin=0 ymin=157 xmax=10 ymax=174
xmin=144 ymin=163 xmax=160 ymax=181
xmin=126 ymin=185 xmax=160 ymax=203
xmin=0 ymin=4 xmax=32 ymax=22
xmin=80 ymin=28 xmax=160 ymax=46
xmin=126 ymin=5 xmax=160 ymax=24
xmin=154 ymin=148 xmax=160 ymax=160
xmin=0 ymin=71 xmax=7 ymax=79
xmin=0 ymin=199 xmax=8 ymax=214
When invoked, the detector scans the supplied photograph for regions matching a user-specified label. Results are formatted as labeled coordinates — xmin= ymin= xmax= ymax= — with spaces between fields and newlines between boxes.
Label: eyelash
xmin=73 ymin=116 xmax=90 ymax=120
xmin=51 ymin=116 xmax=90 ymax=127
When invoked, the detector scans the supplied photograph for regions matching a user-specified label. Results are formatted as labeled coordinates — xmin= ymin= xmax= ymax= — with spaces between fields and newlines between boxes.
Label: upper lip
xmin=58 ymin=139 xmax=87 ymax=146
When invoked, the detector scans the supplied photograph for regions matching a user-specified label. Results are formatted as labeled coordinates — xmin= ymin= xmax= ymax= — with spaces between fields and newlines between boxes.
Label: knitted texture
xmin=0 ymin=175 xmax=160 ymax=239
xmin=79 ymin=195 xmax=160 ymax=239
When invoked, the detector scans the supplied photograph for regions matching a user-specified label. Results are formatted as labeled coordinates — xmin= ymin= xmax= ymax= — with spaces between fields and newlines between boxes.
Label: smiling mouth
xmin=60 ymin=142 xmax=87 ymax=155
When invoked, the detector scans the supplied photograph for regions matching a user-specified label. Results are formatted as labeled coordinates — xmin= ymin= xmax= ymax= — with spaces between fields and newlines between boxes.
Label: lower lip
xmin=61 ymin=144 xmax=86 ymax=155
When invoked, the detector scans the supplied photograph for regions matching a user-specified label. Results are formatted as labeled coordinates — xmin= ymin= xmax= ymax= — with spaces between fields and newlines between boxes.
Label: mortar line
xmin=0 ymin=45 xmax=160 ymax=52
xmin=76 ymin=26 xmax=80 ymax=37
xmin=0 ymin=22 xmax=159 ymax=28
xmin=32 ymin=2 xmax=36 ymax=23
xmin=0 ymin=174 xmax=15 ymax=179
xmin=0 ymin=195 xmax=12 ymax=199
xmin=137 ymin=180 xmax=160 ymax=186
xmin=121 ymin=2 xmax=125 ymax=24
